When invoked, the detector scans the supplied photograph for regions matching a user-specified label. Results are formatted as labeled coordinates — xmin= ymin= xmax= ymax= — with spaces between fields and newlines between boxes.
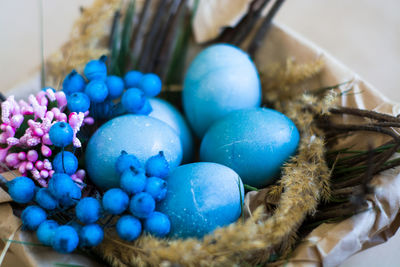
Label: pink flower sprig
xmin=0 ymin=90 xmax=94 ymax=186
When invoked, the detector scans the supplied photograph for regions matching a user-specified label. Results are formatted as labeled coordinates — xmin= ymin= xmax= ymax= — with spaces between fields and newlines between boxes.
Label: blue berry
xmin=144 ymin=177 xmax=167 ymax=202
xmin=79 ymin=224 xmax=104 ymax=247
xmin=48 ymin=173 xmax=81 ymax=207
xmin=35 ymin=188 xmax=58 ymax=210
xmin=124 ymin=70 xmax=143 ymax=88
xmin=106 ymin=75 xmax=125 ymax=99
xmin=129 ymin=192 xmax=155 ymax=219
xmin=62 ymin=70 xmax=86 ymax=95
xmin=49 ymin=122 xmax=74 ymax=147
xmin=116 ymin=215 xmax=142 ymax=241
xmin=36 ymin=220 xmax=58 ymax=246
xmin=84 ymin=80 xmax=109 ymax=103
xmin=115 ymin=151 xmax=142 ymax=174
xmin=52 ymin=225 xmax=79 ymax=253
xmin=145 ymin=151 xmax=169 ymax=179
xmin=75 ymin=197 xmax=101 ymax=224
xmin=144 ymin=212 xmax=170 ymax=237
xmin=136 ymin=98 xmax=152 ymax=115
xmin=67 ymin=92 xmax=90 ymax=113
xmin=138 ymin=73 xmax=162 ymax=97
xmin=102 ymin=188 xmax=129 ymax=215
xmin=6 ymin=176 xmax=35 ymax=204
xmin=84 ymin=56 xmax=107 ymax=81
xmin=21 ymin=205 xmax=47 ymax=231
xmin=53 ymin=151 xmax=78 ymax=175
xmin=121 ymin=88 xmax=145 ymax=113
xmin=120 ymin=168 xmax=146 ymax=195
xmin=90 ymin=100 xmax=113 ymax=120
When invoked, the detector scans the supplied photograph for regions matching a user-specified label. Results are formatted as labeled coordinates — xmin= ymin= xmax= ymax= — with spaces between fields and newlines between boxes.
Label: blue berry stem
xmin=61 ymin=147 xmax=66 ymax=174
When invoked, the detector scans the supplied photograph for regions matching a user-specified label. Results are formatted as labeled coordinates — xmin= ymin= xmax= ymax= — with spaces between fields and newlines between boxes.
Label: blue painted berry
xmin=52 ymin=225 xmax=79 ymax=253
xmin=84 ymin=55 xmax=107 ymax=81
xmin=144 ymin=177 xmax=167 ymax=202
xmin=79 ymin=224 xmax=104 ymax=247
xmin=48 ymin=173 xmax=81 ymax=207
xmin=144 ymin=212 xmax=170 ymax=238
xmin=124 ymin=70 xmax=143 ymax=88
xmin=129 ymin=192 xmax=155 ymax=219
xmin=102 ymin=188 xmax=129 ymax=215
xmin=121 ymin=88 xmax=145 ymax=113
xmin=138 ymin=73 xmax=162 ymax=97
xmin=62 ymin=70 xmax=86 ymax=95
xmin=67 ymin=92 xmax=90 ymax=113
xmin=136 ymin=98 xmax=152 ymax=115
xmin=35 ymin=188 xmax=58 ymax=210
xmin=21 ymin=205 xmax=47 ymax=231
xmin=116 ymin=215 xmax=142 ymax=241
xmin=106 ymin=75 xmax=125 ymax=99
xmin=115 ymin=151 xmax=142 ymax=174
xmin=53 ymin=151 xmax=78 ymax=175
xmin=49 ymin=122 xmax=74 ymax=147
xmin=75 ymin=197 xmax=102 ymax=224
xmin=145 ymin=151 xmax=169 ymax=179
xmin=90 ymin=100 xmax=113 ymax=120
xmin=36 ymin=220 xmax=58 ymax=246
xmin=120 ymin=168 xmax=146 ymax=195
xmin=6 ymin=176 xmax=35 ymax=204
xmin=84 ymin=80 xmax=109 ymax=103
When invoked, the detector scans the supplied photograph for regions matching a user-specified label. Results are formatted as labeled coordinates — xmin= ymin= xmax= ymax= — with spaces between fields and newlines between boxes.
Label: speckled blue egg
xmin=183 ymin=44 xmax=261 ymax=138
xmin=85 ymin=115 xmax=182 ymax=189
xmin=158 ymin=162 xmax=244 ymax=239
xmin=149 ymin=98 xmax=194 ymax=163
xmin=200 ymin=108 xmax=300 ymax=188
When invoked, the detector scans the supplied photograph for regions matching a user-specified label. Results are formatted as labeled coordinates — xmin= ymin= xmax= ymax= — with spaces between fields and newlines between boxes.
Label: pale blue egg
xmin=85 ymin=115 xmax=182 ymax=189
xmin=149 ymin=98 xmax=194 ymax=163
xmin=158 ymin=162 xmax=244 ymax=238
xmin=183 ymin=44 xmax=261 ymax=138
xmin=200 ymin=108 xmax=300 ymax=188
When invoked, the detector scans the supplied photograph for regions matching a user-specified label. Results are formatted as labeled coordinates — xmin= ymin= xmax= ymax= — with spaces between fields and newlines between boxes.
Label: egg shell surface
xmin=183 ymin=44 xmax=261 ymax=137
xmin=158 ymin=162 xmax=244 ymax=239
xmin=200 ymin=108 xmax=300 ymax=188
xmin=149 ymin=98 xmax=194 ymax=163
xmin=85 ymin=115 xmax=182 ymax=189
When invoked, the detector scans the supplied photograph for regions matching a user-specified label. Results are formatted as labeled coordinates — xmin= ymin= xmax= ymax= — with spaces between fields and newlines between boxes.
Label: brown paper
xmin=3 ymin=1 xmax=400 ymax=266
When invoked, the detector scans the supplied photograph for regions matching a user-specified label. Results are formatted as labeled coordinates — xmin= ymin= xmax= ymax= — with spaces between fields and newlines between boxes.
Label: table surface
xmin=1 ymin=1 xmax=400 ymax=266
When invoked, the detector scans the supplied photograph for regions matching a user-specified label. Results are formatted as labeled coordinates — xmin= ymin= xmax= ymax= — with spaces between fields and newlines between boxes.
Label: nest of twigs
xmin=37 ymin=0 xmax=400 ymax=266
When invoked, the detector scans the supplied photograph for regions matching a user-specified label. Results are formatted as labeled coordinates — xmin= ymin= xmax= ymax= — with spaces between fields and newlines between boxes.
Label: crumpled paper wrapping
xmin=3 ymin=1 xmax=400 ymax=266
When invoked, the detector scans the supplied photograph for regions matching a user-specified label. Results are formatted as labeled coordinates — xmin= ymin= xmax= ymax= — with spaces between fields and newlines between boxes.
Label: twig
xmin=247 ymin=0 xmax=286 ymax=57
xmin=330 ymin=107 xmax=400 ymax=123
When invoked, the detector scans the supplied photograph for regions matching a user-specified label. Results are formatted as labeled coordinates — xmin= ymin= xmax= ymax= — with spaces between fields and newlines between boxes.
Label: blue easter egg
xmin=52 ymin=225 xmax=79 ymax=253
xmin=183 ymin=44 xmax=261 ymax=137
xmin=53 ymin=151 xmax=78 ymax=175
xmin=36 ymin=220 xmax=58 ymax=246
xmin=200 ymin=108 xmax=300 ymax=188
xmin=85 ymin=115 xmax=182 ymax=189
xmin=149 ymin=98 xmax=194 ymax=163
xmin=158 ymin=162 xmax=244 ymax=238
xmin=7 ymin=176 xmax=35 ymax=204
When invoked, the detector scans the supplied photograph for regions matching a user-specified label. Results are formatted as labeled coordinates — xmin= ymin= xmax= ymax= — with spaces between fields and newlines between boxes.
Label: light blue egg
xmin=200 ymin=108 xmax=300 ymax=188
xmin=149 ymin=98 xmax=194 ymax=163
xmin=183 ymin=44 xmax=261 ymax=138
xmin=158 ymin=162 xmax=244 ymax=239
xmin=85 ymin=115 xmax=182 ymax=189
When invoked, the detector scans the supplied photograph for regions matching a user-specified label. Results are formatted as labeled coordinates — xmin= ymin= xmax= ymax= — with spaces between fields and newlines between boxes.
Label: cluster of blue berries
xmin=104 ymin=150 xmax=171 ymax=242
xmin=63 ymin=56 xmax=162 ymax=118
xmin=6 ymin=150 xmax=171 ymax=254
